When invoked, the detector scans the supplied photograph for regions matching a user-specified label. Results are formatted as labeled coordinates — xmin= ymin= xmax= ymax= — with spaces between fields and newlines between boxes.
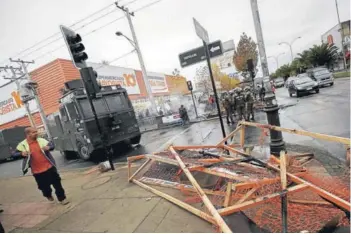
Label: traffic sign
xmin=179 ymin=40 xmax=223 ymax=68
xmin=193 ymin=18 xmax=209 ymax=44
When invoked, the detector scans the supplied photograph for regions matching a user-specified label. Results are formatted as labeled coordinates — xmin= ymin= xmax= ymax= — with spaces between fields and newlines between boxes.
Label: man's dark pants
xmin=33 ymin=167 xmax=66 ymax=202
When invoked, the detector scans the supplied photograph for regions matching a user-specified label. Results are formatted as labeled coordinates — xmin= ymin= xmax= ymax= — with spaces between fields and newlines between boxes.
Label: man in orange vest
xmin=13 ymin=127 xmax=69 ymax=205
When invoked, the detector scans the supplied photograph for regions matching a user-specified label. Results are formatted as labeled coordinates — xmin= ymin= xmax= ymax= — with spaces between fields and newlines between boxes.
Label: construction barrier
xmin=127 ymin=121 xmax=350 ymax=233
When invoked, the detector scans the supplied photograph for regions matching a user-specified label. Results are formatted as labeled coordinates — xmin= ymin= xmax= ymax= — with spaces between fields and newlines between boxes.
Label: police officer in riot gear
xmin=222 ymin=94 xmax=234 ymax=124
xmin=234 ymin=87 xmax=246 ymax=121
xmin=244 ymin=86 xmax=255 ymax=121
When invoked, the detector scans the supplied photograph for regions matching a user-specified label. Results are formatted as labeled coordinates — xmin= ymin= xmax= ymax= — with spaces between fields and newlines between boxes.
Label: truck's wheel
xmin=130 ymin=134 xmax=141 ymax=144
xmin=77 ymin=142 xmax=90 ymax=160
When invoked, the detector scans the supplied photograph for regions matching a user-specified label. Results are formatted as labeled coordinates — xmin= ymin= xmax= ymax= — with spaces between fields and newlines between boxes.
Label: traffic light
xmin=187 ymin=80 xmax=193 ymax=91
xmin=247 ymin=59 xmax=254 ymax=71
xmin=60 ymin=25 xmax=88 ymax=69
xmin=79 ymin=67 xmax=101 ymax=96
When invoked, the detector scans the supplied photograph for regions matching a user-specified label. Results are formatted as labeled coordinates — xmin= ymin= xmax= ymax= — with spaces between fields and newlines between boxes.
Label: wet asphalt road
xmin=276 ymin=77 xmax=350 ymax=161
xmin=0 ymin=77 xmax=349 ymax=178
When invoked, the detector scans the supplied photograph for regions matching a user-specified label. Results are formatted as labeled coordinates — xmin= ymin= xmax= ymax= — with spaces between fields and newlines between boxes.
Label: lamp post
xmin=279 ymin=36 xmax=301 ymax=62
xmin=115 ymin=31 xmax=158 ymax=115
xmin=251 ymin=0 xmax=285 ymax=157
xmin=268 ymin=52 xmax=285 ymax=72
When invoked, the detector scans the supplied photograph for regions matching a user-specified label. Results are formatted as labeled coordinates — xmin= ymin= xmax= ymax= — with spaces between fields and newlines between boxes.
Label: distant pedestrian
xmin=13 ymin=127 xmax=69 ymax=205
xmin=179 ymin=105 xmax=189 ymax=125
xmin=145 ymin=109 xmax=150 ymax=117
xmin=259 ymin=85 xmax=266 ymax=102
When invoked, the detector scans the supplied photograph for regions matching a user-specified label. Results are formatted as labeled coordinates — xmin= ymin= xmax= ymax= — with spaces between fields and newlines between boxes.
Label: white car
xmin=161 ymin=113 xmax=182 ymax=125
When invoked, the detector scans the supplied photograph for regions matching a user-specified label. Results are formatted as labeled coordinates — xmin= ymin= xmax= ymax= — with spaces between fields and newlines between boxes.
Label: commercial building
xmin=0 ymin=59 xmax=189 ymax=130
xmin=321 ymin=20 xmax=350 ymax=68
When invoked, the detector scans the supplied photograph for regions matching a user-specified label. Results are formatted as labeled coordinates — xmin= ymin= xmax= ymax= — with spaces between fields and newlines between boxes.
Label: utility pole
xmin=0 ymin=65 xmax=36 ymax=127
xmin=10 ymin=58 xmax=52 ymax=140
xmin=335 ymin=0 xmax=347 ymax=70
xmin=115 ymin=2 xmax=158 ymax=115
xmin=250 ymin=0 xmax=285 ymax=156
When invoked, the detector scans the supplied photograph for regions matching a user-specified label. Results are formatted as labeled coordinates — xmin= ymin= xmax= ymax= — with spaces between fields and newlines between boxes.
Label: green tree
xmin=233 ymin=33 xmax=258 ymax=72
xmin=296 ymin=50 xmax=311 ymax=70
xmin=308 ymin=43 xmax=338 ymax=69
xmin=275 ymin=64 xmax=291 ymax=78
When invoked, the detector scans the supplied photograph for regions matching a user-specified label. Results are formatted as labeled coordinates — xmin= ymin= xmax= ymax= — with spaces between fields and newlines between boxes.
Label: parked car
xmin=288 ymin=76 xmax=319 ymax=97
xmin=306 ymin=67 xmax=334 ymax=87
xmin=274 ymin=77 xmax=285 ymax=88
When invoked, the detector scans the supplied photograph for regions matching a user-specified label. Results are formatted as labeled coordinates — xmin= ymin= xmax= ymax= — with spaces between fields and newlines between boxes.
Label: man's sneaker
xmin=47 ymin=196 xmax=54 ymax=202
xmin=60 ymin=199 xmax=70 ymax=205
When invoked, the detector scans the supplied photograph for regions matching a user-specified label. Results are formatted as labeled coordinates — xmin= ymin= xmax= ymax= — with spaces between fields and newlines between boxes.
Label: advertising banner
xmin=88 ymin=62 xmax=141 ymax=95
xmin=147 ymin=72 xmax=169 ymax=93
xmin=0 ymin=81 xmax=38 ymax=125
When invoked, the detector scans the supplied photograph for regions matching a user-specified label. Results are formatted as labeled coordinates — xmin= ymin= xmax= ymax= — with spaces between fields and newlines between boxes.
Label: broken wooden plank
xmin=127 ymin=155 xmax=146 ymax=162
xmin=128 ymin=159 xmax=152 ymax=182
xmin=224 ymin=182 xmax=233 ymax=207
xmin=280 ymin=151 xmax=288 ymax=190
xmin=218 ymin=183 xmax=309 ymax=216
xmin=172 ymin=145 xmax=222 ymax=150
xmin=235 ymin=187 xmax=258 ymax=204
xmin=139 ymin=176 xmax=226 ymax=196
xmin=239 ymin=121 xmax=350 ymax=145
xmin=289 ymin=199 xmax=333 ymax=206
xmin=169 ymin=146 xmax=232 ymax=233
xmin=132 ymin=179 xmax=217 ymax=226
xmin=216 ymin=125 xmax=242 ymax=146
xmin=145 ymin=154 xmax=179 ymax=166
xmin=232 ymin=171 xmax=307 ymax=190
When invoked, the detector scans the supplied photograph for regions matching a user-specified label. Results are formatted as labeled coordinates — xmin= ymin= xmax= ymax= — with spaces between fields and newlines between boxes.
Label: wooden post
xmin=280 ymin=151 xmax=288 ymax=189
xmin=240 ymin=125 xmax=246 ymax=148
xmin=132 ymin=179 xmax=217 ymax=226
xmin=169 ymin=146 xmax=232 ymax=233
xmin=127 ymin=161 xmax=131 ymax=181
xmin=224 ymin=182 xmax=233 ymax=207
xmin=280 ymin=151 xmax=288 ymax=233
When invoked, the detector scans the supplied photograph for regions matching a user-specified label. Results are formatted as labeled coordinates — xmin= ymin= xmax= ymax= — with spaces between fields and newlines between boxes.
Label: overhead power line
xmin=95 ymin=49 xmax=136 ymax=70
xmin=1 ymin=0 xmax=142 ymax=64
xmin=26 ymin=0 xmax=165 ymax=62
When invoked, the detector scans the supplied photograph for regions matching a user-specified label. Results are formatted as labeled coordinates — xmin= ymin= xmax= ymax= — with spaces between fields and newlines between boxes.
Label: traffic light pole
xmin=190 ymin=90 xmax=199 ymax=118
xmin=12 ymin=59 xmax=53 ymax=141
xmin=250 ymin=0 xmax=285 ymax=156
xmin=203 ymin=41 xmax=226 ymax=139
xmin=80 ymin=66 xmax=115 ymax=171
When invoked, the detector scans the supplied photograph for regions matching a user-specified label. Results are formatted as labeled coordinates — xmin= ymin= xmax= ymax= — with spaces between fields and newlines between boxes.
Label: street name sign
xmin=193 ymin=18 xmax=209 ymax=44
xmin=179 ymin=40 xmax=223 ymax=68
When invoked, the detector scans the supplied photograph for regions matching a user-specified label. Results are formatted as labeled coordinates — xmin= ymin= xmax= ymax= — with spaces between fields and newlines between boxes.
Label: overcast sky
xmin=0 ymin=0 xmax=350 ymax=85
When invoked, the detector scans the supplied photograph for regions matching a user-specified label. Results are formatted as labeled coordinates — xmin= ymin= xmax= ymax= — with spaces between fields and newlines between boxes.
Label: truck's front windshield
xmin=77 ymin=93 xmax=130 ymax=119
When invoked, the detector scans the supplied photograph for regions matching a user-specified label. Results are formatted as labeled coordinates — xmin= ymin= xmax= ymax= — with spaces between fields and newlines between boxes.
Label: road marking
xmin=156 ymin=125 xmax=194 ymax=152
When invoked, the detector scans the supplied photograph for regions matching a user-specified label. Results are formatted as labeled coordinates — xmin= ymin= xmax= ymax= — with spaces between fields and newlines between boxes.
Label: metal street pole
xmin=335 ymin=0 xmax=347 ymax=70
xmin=250 ymin=0 xmax=285 ymax=156
xmin=203 ymin=41 xmax=226 ymax=138
xmin=190 ymin=90 xmax=199 ymax=118
xmin=279 ymin=37 xmax=301 ymax=63
xmin=15 ymin=59 xmax=52 ymax=140
xmin=122 ymin=6 xmax=158 ymax=115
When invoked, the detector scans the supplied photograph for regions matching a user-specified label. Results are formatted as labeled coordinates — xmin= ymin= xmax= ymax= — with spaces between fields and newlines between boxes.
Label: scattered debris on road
xmin=127 ymin=121 xmax=350 ymax=233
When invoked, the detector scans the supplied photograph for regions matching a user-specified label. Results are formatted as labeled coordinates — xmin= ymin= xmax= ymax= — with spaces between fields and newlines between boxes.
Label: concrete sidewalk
xmin=0 ymin=165 xmax=214 ymax=233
